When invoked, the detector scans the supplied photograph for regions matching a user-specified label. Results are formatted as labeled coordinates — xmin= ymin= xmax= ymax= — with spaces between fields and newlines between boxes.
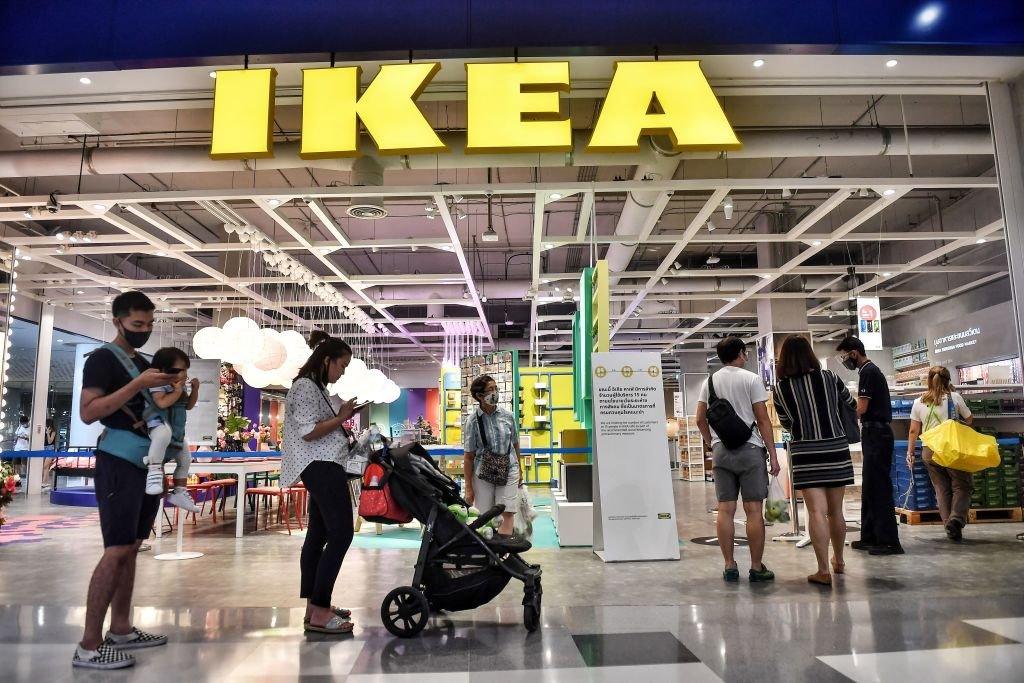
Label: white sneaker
xmin=166 ymin=487 xmax=200 ymax=513
xmin=145 ymin=463 xmax=164 ymax=495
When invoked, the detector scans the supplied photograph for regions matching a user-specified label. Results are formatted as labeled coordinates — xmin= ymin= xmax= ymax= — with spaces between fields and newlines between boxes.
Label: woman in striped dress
xmin=773 ymin=335 xmax=857 ymax=586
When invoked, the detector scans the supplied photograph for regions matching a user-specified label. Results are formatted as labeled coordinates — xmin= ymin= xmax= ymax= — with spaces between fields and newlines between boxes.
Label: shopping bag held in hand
xmin=920 ymin=402 xmax=998 ymax=473
xmin=764 ymin=475 xmax=790 ymax=523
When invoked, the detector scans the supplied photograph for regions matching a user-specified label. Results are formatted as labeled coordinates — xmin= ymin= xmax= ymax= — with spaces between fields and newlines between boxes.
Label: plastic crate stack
xmin=970 ymin=441 xmax=1022 ymax=509
xmin=891 ymin=445 xmax=937 ymax=511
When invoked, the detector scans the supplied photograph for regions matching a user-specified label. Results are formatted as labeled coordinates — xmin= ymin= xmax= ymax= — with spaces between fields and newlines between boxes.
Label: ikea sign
xmin=210 ymin=60 xmax=738 ymax=159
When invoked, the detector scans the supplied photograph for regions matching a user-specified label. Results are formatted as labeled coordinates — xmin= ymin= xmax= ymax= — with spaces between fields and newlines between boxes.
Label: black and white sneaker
xmin=103 ymin=626 xmax=168 ymax=650
xmin=72 ymin=644 xmax=135 ymax=670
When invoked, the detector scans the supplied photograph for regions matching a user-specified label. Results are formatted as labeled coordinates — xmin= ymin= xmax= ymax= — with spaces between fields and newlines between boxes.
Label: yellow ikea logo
xmin=210 ymin=61 xmax=739 ymax=160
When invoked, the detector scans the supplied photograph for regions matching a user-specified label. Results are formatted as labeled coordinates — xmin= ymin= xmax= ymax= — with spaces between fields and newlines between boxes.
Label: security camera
xmin=46 ymin=192 xmax=61 ymax=214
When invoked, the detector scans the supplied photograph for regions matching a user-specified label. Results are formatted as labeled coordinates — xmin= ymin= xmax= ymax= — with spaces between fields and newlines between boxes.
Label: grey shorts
xmin=712 ymin=442 xmax=769 ymax=503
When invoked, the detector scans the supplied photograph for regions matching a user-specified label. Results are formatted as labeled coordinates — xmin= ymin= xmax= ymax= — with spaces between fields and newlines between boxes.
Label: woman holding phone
xmin=281 ymin=334 xmax=358 ymax=635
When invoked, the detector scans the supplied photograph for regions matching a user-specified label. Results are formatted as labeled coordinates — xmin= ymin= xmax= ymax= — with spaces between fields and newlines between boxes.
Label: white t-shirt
xmin=698 ymin=365 xmax=770 ymax=448
xmin=13 ymin=424 xmax=30 ymax=451
xmin=911 ymin=392 xmax=971 ymax=430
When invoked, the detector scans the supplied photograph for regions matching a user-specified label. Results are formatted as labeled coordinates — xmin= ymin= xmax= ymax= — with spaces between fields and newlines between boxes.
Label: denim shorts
xmin=712 ymin=442 xmax=769 ymax=503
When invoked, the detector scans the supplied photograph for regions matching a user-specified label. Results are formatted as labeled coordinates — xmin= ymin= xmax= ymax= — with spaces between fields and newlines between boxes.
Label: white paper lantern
xmin=253 ymin=328 xmax=287 ymax=371
xmin=224 ymin=316 xmax=260 ymax=334
xmin=236 ymin=363 xmax=276 ymax=389
xmin=280 ymin=330 xmax=312 ymax=365
xmin=332 ymin=373 xmax=359 ymax=400
xmin=192 ymin=326 xmax=223 ymax=360
xmin=380 ymin=381 xmax=402 ymax=404
xmin=344 ymin=357 xmax=368 ymax=380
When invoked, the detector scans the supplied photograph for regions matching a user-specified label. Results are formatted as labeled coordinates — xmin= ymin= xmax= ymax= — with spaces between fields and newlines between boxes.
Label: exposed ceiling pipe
xmin=0 ymin=127 xmax=992 ymax=178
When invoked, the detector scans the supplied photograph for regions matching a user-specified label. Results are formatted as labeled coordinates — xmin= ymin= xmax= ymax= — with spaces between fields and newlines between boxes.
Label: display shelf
xmin=534 ymin=383 xmax=549 ymax=391
xmin=534 ymin=398 xmax=549 ymax=406
xmin=683 ymin=414 xmax=706 ymax=482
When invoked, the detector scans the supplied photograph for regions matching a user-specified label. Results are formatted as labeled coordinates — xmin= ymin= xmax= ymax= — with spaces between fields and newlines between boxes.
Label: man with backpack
xmin=696 ymin=336 xmax=781 ymax=583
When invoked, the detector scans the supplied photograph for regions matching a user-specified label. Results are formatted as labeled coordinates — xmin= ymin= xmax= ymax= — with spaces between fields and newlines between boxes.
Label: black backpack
xmin=706 ymin=374 xmax=755 ymax=450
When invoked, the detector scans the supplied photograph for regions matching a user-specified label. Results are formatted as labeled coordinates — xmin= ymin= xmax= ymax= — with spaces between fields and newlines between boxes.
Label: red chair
xmin=245 ymin=486 xmax=306 ymax=534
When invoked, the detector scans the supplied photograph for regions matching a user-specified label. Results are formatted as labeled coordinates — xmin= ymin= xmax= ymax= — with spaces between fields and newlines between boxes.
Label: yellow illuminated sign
xmin=465 ymin=62 xmax=571 ymax=153
xmin=210 ymin=60 xmax=738 ymax=158
xmin=300 ymin=63 xmax=446 ymax=158
xmin=210 ymin=69 xmax=276 ymax=159
xmin=587 ymin=61 xmax=739 ymax=153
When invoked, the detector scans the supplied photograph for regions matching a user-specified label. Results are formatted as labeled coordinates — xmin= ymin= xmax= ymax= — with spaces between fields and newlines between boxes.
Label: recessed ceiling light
xmin=882 ymin=189 xmax=896 ymax=196
xmin=726 ymin=298 xmax=737 ymax=303
xmin=882 ymin=271 xmax=893 ymax=277
xmin=79 ymin=76 xmax=92 ymax=85
xmin=811 ymin=240 xmax=822 ymax=246
xmin=760 ymin=274 xmax=772 ymax=280
xmin=209 ymin=71 xmax=218 ymax=79
xmin=976 ymin=238 xmax=987 ymax=244
xmin=885 ymin=59 xmax=899 ymax=68
xmin=21 ymin=254 xmax=32 ymax=261
xmin=549 ymin=193 xmax=563 ymax=200
xmin=915 ymin=4 xmax=942 ymax=28
xmin=267 ymin=198 xmax=281 ymax=207
xmin=76 ymin=290 xmax=85 ymax=295
xmin=155 ymin=251 xmax=167 ymax=256
xmin=752 ymin=59 xmax=765 ymax=68
xmin=57 ymin=339 xmax=65 ymax=343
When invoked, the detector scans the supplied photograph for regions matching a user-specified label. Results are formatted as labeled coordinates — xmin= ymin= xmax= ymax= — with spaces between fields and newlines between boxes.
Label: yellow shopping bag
xmin=920 ymin=419 xmax=999 ymax=473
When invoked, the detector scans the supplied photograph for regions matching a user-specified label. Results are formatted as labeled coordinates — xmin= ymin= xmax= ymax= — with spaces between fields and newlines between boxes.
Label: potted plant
xmin=0 ymin=460 xmax=20 ymax=529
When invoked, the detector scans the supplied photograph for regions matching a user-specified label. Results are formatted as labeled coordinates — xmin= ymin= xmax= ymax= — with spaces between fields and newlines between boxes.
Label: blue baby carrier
xmin=93 ymin=343 xmax=184 ymax=467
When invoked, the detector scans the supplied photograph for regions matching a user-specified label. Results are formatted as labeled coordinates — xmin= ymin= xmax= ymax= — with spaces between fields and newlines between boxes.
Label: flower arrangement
xmin=1 ymin=460 xmax=20 ymax=529
xmin=218 ymin=415 xmax=254 ymax=451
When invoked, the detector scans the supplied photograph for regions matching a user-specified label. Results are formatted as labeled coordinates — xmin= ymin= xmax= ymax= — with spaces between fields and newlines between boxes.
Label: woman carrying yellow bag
xmin=906 ymin=367 xmax=975 ymax=542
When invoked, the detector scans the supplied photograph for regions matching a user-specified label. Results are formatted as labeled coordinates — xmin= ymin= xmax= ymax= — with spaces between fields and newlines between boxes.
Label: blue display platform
xmin=50 ymin=486 xmax=98 ymax=508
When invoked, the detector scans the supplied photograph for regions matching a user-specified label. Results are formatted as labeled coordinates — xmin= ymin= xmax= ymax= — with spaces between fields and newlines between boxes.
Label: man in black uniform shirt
xmin=837 ymin=336 xmax=904 ymax=556
xmin=72 ymin=292 xmax=177 ymax=670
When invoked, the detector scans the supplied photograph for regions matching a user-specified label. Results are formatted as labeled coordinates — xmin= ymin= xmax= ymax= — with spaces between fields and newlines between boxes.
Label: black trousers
xmin=860 ymin=423 xmax=900 ymax=547
xmin=299 ymin=461 xmax=354 ymax=608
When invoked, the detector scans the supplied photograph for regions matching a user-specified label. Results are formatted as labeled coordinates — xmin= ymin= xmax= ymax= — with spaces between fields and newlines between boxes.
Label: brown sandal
xmin=807 ymin=572 xmax=833 ymax=586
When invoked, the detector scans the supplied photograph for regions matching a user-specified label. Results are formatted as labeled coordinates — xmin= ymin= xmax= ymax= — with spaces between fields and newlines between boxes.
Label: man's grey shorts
xmin=712 ymin=442 xmax=769 ymax=503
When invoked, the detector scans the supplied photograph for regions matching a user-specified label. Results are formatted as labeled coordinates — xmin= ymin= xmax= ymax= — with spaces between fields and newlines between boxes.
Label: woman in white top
xmin=905 ymin=366 xmax=974 ymax=541
xmin=281 ymin=334 xmax=357 ymax=635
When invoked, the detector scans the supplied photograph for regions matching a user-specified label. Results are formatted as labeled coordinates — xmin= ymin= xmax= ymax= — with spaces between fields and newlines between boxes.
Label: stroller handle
xmin=468 ymin=504 xmax=506 ymax=531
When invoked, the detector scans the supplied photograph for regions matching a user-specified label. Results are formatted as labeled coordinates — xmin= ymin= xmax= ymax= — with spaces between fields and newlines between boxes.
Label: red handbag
xmin=357 ymin=462 xmax=413 ymax=524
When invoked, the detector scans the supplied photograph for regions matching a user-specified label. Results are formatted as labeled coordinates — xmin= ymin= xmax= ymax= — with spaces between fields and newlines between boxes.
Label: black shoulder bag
xmin=474 ymin=413 xmax=511 ymax=486
xmin=706 ymin=374 xmax=755 ymax=450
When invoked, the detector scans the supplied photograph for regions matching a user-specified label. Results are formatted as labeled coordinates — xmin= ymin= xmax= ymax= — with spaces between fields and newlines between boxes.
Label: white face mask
xmin=484 ymin=391 xmax=499 ymax=406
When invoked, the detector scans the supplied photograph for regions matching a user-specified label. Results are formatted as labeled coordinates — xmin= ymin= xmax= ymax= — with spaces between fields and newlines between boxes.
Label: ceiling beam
xmin=432 ymin=193 xmax=494 ymax=348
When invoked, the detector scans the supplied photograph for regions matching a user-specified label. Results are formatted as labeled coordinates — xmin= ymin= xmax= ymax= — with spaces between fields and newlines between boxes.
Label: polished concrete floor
xmin=1 ymin=481 xmax=1023 ymax=681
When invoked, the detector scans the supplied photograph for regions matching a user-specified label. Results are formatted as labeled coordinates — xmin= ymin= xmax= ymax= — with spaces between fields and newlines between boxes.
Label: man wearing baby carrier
xmin=72 ymin=291 xmax=178 ymax=671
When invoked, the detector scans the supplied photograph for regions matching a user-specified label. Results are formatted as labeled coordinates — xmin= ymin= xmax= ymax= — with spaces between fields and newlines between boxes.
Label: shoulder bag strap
xmin=315 ymin=383 xmax=353 ymax=443
xmin=476 ymin=412 xmax=490 ymax=450
xmin=924 ymin=403 xmax=941 ymax=431
xmin=708 ymin=374 xmax=718 ymax=402
xmin=101 ymin=343 xmax=157 ymax=428
xmin=948 ymin=395 xmax=957 ymax=423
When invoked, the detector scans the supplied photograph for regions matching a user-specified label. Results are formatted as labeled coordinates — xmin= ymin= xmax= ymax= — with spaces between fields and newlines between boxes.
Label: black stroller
xmin=373 ymin=444 xmax=542 ymax=638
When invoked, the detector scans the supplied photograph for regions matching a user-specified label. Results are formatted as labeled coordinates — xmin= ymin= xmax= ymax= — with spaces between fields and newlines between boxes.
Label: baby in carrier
xmin=144 ymin=347 xmax=200 ymax=512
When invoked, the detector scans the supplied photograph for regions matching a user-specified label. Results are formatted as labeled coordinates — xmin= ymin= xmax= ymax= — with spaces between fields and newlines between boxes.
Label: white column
xmin=986 ymin=81 xmax=1024 ymax=362
xmin=26 ymin=304 xmax=54 ymax=495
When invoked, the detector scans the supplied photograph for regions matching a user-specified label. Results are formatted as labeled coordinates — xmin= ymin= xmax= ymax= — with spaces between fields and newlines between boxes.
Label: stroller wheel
xmin=382 ymin=586 xmax=430 ymax=638
xmin=524 ymin=600 xmax=541 ymax=632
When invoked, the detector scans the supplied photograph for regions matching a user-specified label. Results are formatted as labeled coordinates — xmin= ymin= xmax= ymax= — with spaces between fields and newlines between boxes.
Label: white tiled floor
xmin=819 ymin=643 xmax=1024 ymax=683
xmin=963 ymin=617 xmax=1024 ymax=642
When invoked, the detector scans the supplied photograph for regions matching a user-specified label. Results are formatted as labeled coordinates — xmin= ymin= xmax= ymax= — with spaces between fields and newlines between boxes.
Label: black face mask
xmin=118 ymin=323 xmax=152 ymax=349
xmin=842 ymin=356 xmax=859 ymax=371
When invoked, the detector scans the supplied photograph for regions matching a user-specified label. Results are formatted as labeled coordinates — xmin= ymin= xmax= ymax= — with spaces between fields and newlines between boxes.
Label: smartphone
xmin=351 ymin=401 xmax=370 ymax=411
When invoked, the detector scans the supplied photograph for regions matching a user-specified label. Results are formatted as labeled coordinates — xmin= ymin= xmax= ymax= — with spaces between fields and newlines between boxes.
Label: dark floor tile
xmin=572 ymin=631 xmax=700 ymax=667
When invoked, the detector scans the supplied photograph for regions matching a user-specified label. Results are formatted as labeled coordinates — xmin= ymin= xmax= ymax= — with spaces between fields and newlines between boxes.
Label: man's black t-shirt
xmin=82 ymin=347 xmax=150 ymax=433
xmin=857 ymin=360 xmax=892 ymax=423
